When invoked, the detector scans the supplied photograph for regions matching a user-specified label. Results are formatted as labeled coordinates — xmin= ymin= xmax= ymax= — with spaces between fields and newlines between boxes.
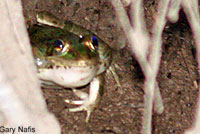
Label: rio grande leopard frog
xmin=28 ymin=11 xmax=113 ymax=122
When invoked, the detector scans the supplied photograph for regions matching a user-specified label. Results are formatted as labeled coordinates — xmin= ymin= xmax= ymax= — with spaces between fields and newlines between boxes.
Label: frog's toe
xmin=65 ymin=99 xmax=84 ymax=105
xmin=68 ymin=105 xmax=92 ymax=122
xmin=65 ymin=77 xmax=101 ymax=122
xmin=65 ymin=89 xmax=88 ymax=105
xmin=65 ymin=98 xmax=95 ymax=122
xmin=69 ymin=106 xmax=92 ymax=122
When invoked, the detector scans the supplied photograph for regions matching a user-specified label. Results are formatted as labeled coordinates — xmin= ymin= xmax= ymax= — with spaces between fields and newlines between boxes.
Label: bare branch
xmin=0 ymin=0 xmax=60 ymax=133
xmin=167 ymin=0 xmax=182 ymax=23
xmin=111 ymin=0 xmax=166 ymax=134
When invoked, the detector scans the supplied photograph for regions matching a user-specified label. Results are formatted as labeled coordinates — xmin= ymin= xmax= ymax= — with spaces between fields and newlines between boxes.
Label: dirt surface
xmin=22 ymin=0 xmax=199 ymax=134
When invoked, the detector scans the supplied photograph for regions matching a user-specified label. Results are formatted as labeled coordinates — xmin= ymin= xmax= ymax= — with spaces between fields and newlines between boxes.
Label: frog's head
xmin=32 ymin=31 xmax=101 ymax=87
xmin=34 ymin=32 xmax=100 ymax=70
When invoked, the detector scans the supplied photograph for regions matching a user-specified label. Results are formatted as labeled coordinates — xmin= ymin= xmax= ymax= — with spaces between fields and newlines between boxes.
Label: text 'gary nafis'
xmin=0 ymin=126 xmax=35 ymax=134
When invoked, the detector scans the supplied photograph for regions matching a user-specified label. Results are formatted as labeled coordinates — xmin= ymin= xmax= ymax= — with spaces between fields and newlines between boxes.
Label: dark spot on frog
xmin=56 ymin=65 xmax=60 ymax=69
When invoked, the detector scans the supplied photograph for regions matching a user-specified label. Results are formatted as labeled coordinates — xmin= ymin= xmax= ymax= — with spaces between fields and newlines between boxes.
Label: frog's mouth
xmin=38 ymin=65 xmax=98 ymax=88
xmin=47 ymin=56 xmax=99 ymax=67
xmin=37 ymin=56 xmax=99 ymax=87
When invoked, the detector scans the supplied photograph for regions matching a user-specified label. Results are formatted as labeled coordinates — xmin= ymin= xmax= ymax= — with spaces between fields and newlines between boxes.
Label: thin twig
xmin=182 ymin=0 xmax=200 ymax=133
xmin=111 ymin=0 xmax=166 ymax=134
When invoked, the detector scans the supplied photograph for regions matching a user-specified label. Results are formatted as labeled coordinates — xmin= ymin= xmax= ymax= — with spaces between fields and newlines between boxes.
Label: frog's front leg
xmin=65 ymin=75 xmax=103 ymax=122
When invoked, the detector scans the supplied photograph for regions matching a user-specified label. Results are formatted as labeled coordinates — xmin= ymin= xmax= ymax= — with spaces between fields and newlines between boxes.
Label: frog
xmin=28 ymin=11 xmax=114 ymax=122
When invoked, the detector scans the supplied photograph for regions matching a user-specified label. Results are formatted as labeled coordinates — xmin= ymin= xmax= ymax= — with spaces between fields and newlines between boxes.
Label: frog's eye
xmin=53 ymin=40 xmax=70 ymax=55
xmin=81 ymin=35 xmax=98 ymax=51
xmin=54 ymin=40 xmax=64 ymax=53
xmin=92 ymin=36 xmax=98 ymax=46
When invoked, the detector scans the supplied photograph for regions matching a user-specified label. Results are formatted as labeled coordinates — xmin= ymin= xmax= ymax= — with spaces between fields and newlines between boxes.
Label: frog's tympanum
xmin=28 ymin=11 xmax=113 ymax=122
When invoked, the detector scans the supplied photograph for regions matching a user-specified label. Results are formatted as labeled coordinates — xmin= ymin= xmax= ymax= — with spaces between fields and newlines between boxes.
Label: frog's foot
xmin=65 ymin=97 xmax=95 ymax=122
xmin=65 ymin=77 xmax=102 ymax=122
